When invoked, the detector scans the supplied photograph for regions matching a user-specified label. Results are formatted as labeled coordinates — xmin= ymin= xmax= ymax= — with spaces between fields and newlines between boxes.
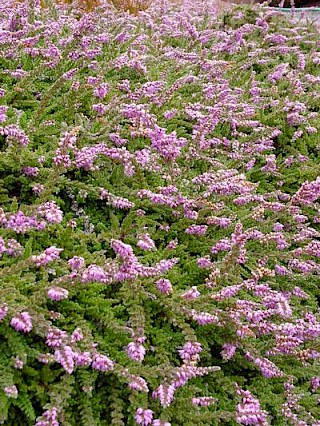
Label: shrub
xmin=0 ymin=1 xmax=319 ymax=425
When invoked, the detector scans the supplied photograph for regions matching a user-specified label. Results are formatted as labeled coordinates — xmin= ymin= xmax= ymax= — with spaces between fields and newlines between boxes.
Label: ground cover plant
xmin=0 ymin=0 xmax=320 ymax=424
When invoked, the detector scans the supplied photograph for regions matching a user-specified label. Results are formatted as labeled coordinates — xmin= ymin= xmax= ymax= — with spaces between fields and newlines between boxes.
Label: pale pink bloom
xmin=94 ymin=83 xmax=109 ymax=99
xmin=68 ymin=256 xmax=85 ymax=270
xmin=156 ymin=278 xmax=172 ymax=295
xmin=128 ymin=376 xmax=149 ymax=392
xmin=111 ymin=239 xmax=134 ymax=258
xmin=135 ymin=408 xmax=153 ymax=426
xmin=71 ymin=328 xmax=83 ymax=343
xmin=47 ymin=287 xmax=69 ymax=301
xmin=127 ymin=342 xmax=146 ymax=362
xmin=32 ymin=183 xmax=45 ymax=194
xmin=37 ymin=201 xmax=63 ymax=224
xmin=10 ymin=312 xmax=32 ymax=333
xmin=137 ymin=233 xmax=156 ymax=251
xmin=181 ymin=286 xmax=200 ymax=299
xmin=178 ymin=341 xmax=202 ymax=362
xmin=4 ymin=385 xmax=18 ymax=398
xmin=81 ymin=265 xmax=110 ymax=283
xmin=192 ymin=397 xmax=217 ymax=406
xmin=0 ymin=303 xmax=8 ymax=321
xmin=74 ymin=352 xmax=92 ymax=367
xmin=154 ymin=384 xmax=175 ymax=408
xmin=54 ymin=346 xmax=75 ymax=374
xmin=14 ymin=357 xmax=24 ymax=369
xmin=32 ymin=246 xmax=63 ymax=267
xmin=92 ymin=353 xmax=114 ymax=371
xmin=46 ymin=328 xmax=67 ymax=348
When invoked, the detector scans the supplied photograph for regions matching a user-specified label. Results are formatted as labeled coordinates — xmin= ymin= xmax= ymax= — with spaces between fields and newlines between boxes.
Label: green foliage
xmin=0 ymin=2 xmax=320 ymax=426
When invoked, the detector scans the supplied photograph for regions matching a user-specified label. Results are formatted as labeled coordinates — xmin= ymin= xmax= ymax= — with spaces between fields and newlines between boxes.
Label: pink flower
xmin=68 ymin=256 xmax=85 ymax=270
xmin=197 ymin=256 xmax=212 ymax=268
xmin=0 ymin=303 xmax=8 ymax=321
xmin=221 ymin=343 xmax=238 ymax=360
xmin=156 ymin=278 xmax=172 ymax=295
xmin=22 ymin=166 xmax=39 ymax=177
xmin=74 ymin=352 xmax=92 ymax=367
xmin=32 ymin=246 xmax=63 ymax=267
xmin=192 ymin=397 xmax=217 ymax=406
xmin=47 ymin=287 xmax=69 ymax=301
xmin=156 ymin=258 xmax=179 ymax=273
xmin=148 ymin=125 xmax=186 ymax=161
xmin=35 ymin=407 xmax=59 ymax=426
xmin=14 ymin=357 xmax=24 ymax=369
xmin=126 ymin=342 xmax=146 ymax=362
xmin=254 ymin=357 xmax=284 ymax=379
xmin=0 ymin=124 xmax=29 ymax=146
xmin=181 ymin=286 xmax=200 ymax=299
xmin=5 ymin=211 xmax=46 ymax=234
xmin=128 ymin=376 xmax=149 ymax=392
xmin=167 ymin=239 xmax=178 ymax=249
xmin=178 ymin=341 xmax=202 ymax=362
xmin=92 ymin=103 xmax=107 ymax=114
xmin=4 ymin=385 xmax=18 ymax=399
xmin=192 ymin=311 xmax=218 ymax=325
xmin=81 ymin=265 xmax=111 ymax=283
xmin=311 ymin=377 xmax=320 ymax=392
xmin=6 ymin=238 xmax=23 ymax=257
xmin=46 ymin=328 xmax=67 ymax=348
xmin=111 ymin=196 xmax=134 ymax=209
xmin=94 ymin=83 xmax=109 ymax=99
xmin=185 ymin=225 xmax=208 ymax=236
xmin=134 ymin=408 xmax=153 ymax=426
xmin=32 ymin=183 xmax=45 ymax=194
xmin=111 ymin=239 xmax=134 ymax=258
xmin=164 ymin=109 xmax=177 ymax=120
xmin=71 ymin=328 xmax=83 ymax=343
xmin=37 ymin=201 xmax=63 ymax=224
xmin=54 ymin=346 xmax=75 ymax=374
xmin=236 ymin=385 xmax=269 ymax=425
xmin=92 ymin=353 xmax=114 ymax=371
xmin=10 ymin=312 xmax=32 ymax=333
xmin=137 ymin=233 xmax=156 ymax=251
xmin=153 ymin=384 xmax=176 ymax=408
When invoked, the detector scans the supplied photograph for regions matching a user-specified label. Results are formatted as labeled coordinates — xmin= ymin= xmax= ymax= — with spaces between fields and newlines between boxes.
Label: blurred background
xmin=19 ymin=0 xmax=320 ymax=12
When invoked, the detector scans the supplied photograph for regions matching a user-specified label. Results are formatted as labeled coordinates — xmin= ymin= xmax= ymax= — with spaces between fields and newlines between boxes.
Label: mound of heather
xmin=0 ymin=1 xmax=319 ymax=425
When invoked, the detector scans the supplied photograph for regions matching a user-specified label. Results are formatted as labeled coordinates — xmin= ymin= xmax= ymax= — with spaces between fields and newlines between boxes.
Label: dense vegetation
xmin=0 ymin=1 xmax=320 ymax=425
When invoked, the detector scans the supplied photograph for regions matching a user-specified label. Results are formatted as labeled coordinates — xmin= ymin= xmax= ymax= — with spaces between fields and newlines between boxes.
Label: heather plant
xmin=0 ymin=1 xmax=320 ymax=425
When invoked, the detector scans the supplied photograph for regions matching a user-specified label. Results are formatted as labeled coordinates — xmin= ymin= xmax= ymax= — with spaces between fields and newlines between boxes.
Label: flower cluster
xmin=0 ymin=1 xmax=320 ymax=426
